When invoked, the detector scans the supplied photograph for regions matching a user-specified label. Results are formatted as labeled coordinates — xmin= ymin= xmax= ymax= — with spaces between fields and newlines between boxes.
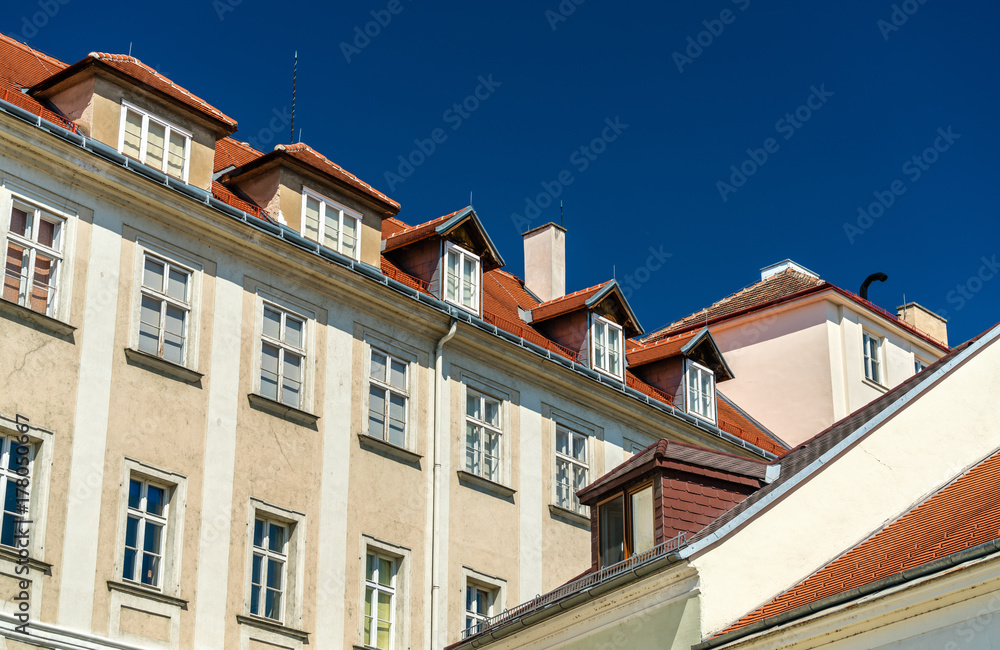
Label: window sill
xmin=457 ymin=470 xmax=516 ymax=499
xmin=548 ymin=503 xmax=590 ymax=527
xmin=124 ymin=347 xmax=203 ymax=384
xmin=107 ymin=580 xmax=188 ymax=610
xmin=0 ymin=545 xmax=52 ymax=575
xmin=686 ymin=409 xmax=717 ymax=426
xmin=0 ymin=298 xmax=75 ymax=337
xmin=247 ymin=393 xmax=319 ymax=426
xmin=862 ymin=377 xmax=889 ymax=393
xmin=357 ymin=433 xmax=422 ymax=465
xmin=237 ymin=614 xmax=310 ymax=642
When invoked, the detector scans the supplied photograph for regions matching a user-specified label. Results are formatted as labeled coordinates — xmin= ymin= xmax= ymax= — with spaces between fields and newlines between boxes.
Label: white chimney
xmin=523 ymin=222 xmax=566 ymax=303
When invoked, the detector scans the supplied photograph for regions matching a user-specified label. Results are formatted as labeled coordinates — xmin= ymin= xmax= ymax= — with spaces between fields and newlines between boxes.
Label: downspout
xmin=431 ymin=317 xmax=458 ymax=649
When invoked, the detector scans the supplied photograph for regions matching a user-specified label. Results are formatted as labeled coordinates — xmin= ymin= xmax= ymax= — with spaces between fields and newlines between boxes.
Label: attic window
xmin=591 ymin=316 xmax=623 ymax=379
xmin=685 ymin=360 xmax=716 ymax=423
xmin=302 ymin=189 xmax=361 ymax=260
xmin=597 ymin=483 xmax=655 ymax=569
xmin=118 ymin=102 xmax=191 ymax=181
xmin=444 ymin=242 xmax=480 ymax=314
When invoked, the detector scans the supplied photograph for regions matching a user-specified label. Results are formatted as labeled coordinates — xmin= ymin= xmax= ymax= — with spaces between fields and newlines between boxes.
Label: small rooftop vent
xmin=760 ymin=259 xmax=819 ymax=281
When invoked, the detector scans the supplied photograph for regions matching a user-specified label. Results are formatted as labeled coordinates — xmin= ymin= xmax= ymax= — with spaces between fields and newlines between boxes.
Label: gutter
xmin=0 ymin=96 xmax=775 ymax=461
xmin=695 ymin=539 xmax=1000 ymax=649
xmin=431 ymin=318 xmax=458 ymax=649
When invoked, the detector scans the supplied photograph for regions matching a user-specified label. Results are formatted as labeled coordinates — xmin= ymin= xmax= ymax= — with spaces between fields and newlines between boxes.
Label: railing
xmin=461 ymin=532 xmax=687 ymax=640
xmin=380 ymin=263 xmax=432 ymax=293
xmin=626 ymin=374 xmax=676 ymax=407
xmin=483 ymin=311 xmax=580 ymax=362
xmin=210 ymin=185 xmax=268 ymax=220
xmin=0 ymin=87 xmax=79 ymax=133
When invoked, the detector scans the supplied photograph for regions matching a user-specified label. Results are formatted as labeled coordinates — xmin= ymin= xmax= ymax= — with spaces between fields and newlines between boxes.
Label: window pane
xmin=123 ymin=548 xmax=136 ymax=581
xmin=631 ymin=486 xmax=655 ymax=555
xmin=446 ymin=250 xmax=460 ymax=301
xmin=595 ymin=322 xmax=606 ymax=345
xmin=573 ymin=433 xmax=587 ymax=462
xmin=599 ymin=496 xmax=625 ymax=568
xmin=304 ymin=197 xmax=321 ymax=242
xmin=389 ymin=359 xmax=406 ymax=390
xmin=268 ymin=523 xmax=284 ymax=553
xmin=377 ymin=557 xmax=393 ymax=586
xmin=284 ymin=316 xmax=303 ymax=349
xmin=466 ymin=392 xmax=480 ymax=419
xmin=260 ymin=343 xmax=279 ymax=401
xmin=462 ymin=257 xmax=477 ymax=307
xmin=250 ymin=584 xmax=260 ymax=615
xmin=484 ymin=398 xmax=499 ymax=427
xmin=9 ymin=208 xmax=28 ymax=236
xmin=145 ymin=485 xmax=165 ymax=516
xmin=128 ymin=480 xmax=142 ymax=509
xmin=167 ymin=267 xmax=188 ymax=302
xmin=123 ymin=110 xmax=142 ymax=159
xmin=370 ymin=351 xmax=387 ymax=382
xmin=366 ymin=553 xmax=376 ymax=582
xmin=138 ymin=296 xmax=162 ymax=355
xmin=143 ymin=521 xmax=162 ymax=553
xmin=388 ymin=393 xmax=406 ymax=446
xmin=29 ymin=256 xmax=53 ymax=313
xmin=265 ymin=587 xmax=280 ymax=619
xmin=253 ymin=519 xmax=265 ymax=548
xmin=141 ymin=551 xmax=160 ymax=586
xmin=342 ymin=215 xmax=358 ymax=257
xmin=143 ymin=257 xmax=165 ymax=291
xmin=281 ymin=354 xmax=301 ymax=407
xmin=267 ymin=557 xmax=283 ymax=587
xmin=262 ymin=307 xmax=281 ymax=340
xmin=3 ymin=243 xmax=24 ymax=305
xmin=125 ymin=515 xmax=139 ymax=548
xmin=145 ymin=121 xmax=165 ymax=170
xmin=167 ymin=131 xmax=186 ymax=178
xmin=556 ymin=428 xmax=568 ymax=455
xmin=323 ymin=207 xmax=340 ymax=250
xmin=252 ymin=553 xmax=262 ymax=584
xmin=369 ymin=387 xmax=386 ymax=439
xmin=163 ymin=305 xmax=186 ymax=364
xmin=36 ymin=218 xmax=55 ymax=248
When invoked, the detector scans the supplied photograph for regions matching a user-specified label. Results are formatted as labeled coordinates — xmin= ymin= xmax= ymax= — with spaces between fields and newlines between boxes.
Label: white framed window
xmin=136 ymin=252 xmax=192 ymax=365
xmin=591 ymin=315 xmax=623 ymax=379
xmin=863 ymin=331 xmax=884 ymax=385
xmin=3 ymin=197 xmax=64 ymax=318
xmin=554 ymin=425 xmax=589 ymax=515
xmin=444 ymin=242 xmax=480 ymax=313
xmin=250 ymin=517 xmax=287 ymax=621
xmin=685 ymin=360 xmax=716 ymax=423
xmin=465 ymin=389 xmax=502 ymax=483
xmin=118 ymin=101 xmax=191 ymax=181
xmin=259 ymin=303 xmax=306 ymax=408
xmin=302 ymin=189 xmax=361 ymax=260
xmin=123 ymin=477 xmax=168 ymax=588
xmin=914 ymin=356 xmax=929 ymax=374
xmin=368 ymin=348 xmax=409 ymax=447
xmin=0 ymin=434 xmax=31 ymax=550
xmin=363 ymin=551 xmax=396 ymax=649
xmin=0 ymin=415 xmax=54 ymax=570
xmin=460 ymin=567 xmax=506 ymax=639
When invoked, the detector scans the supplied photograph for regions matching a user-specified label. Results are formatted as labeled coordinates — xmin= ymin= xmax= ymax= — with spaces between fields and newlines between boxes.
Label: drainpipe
xmin=431 ymin=317 xmax=458 ymax=649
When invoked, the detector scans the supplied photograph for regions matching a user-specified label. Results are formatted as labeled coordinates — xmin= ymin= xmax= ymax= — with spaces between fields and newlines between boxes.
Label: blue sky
xmin=8 ymin=0 xmax=998 ymax=345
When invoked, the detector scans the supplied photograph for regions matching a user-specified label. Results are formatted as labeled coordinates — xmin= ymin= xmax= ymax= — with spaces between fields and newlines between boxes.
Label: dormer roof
xmin=30 ymin=52 xmax=237 ymax=133
xmin=628 ymin=327 xmax=734 ymax=381
xmin=530 ymin=279 xmax=643 ymax=338
xmin=382 ymin=206 xmax=504 ymax=270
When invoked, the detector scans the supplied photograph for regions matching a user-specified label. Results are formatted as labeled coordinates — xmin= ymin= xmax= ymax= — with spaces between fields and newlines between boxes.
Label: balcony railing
xmin=0 ymin=87 xmax=79 ymax=133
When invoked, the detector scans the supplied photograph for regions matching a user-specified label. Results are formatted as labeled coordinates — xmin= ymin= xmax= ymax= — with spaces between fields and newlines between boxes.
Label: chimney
xmin=897 ymin=302 xmax=948 ymax=346
xmin=522 ymin=222 xmax=566 ymax=302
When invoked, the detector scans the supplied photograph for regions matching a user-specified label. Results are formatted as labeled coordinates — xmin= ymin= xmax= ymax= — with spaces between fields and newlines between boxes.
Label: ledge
xmin=237 ymin=614 xmax=310 ymax=642
xmin=0 ymin=298 xmax=75 ymax=337
xmin=0 ymin=546 xmax=52 ymax=575
xmin=357 ymin=433 xmax=422 ymax=465
xmin=124 ymin=348 xmax=203 ymax=384
xmin=247 ymin=393 xmax=319 ymax=426
xmin=548 ymin=503 xmax=590 ymax=527
xmin=107 ymin=580 xmax=188 ymax=610
xmin=457 ymin=470 xmax=516 ymax=499
xmin=862 ymin=377 xmax=889 ymax=393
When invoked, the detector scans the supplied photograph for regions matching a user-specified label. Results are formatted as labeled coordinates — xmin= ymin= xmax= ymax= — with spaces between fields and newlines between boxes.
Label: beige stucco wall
xmin=692 ymin=328 xmax=1000 ymax=636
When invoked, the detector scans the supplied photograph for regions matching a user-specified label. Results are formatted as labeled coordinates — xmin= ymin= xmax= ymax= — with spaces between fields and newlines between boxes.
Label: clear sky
xmin=7 ymin=0 xmax=998 ymax=345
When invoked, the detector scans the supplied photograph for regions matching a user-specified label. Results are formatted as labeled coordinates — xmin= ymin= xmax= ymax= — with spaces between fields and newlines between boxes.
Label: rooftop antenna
xmin=560 ymin=201 xmax=564 ymax=228
xmin=128 ymin=42 xmax=133 ymax=57
xmin=298 ymin=128 xmax=302 ymax=144
xmin=291 ymin=51 xmax=297 ymax=145
xmin=469 ymin=191 xmax=473 ymax=207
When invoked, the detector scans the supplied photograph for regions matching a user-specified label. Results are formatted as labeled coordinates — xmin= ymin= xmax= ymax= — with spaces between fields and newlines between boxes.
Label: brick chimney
xmin=897 ymin=302 xmax=948 ymax=346
xmin=522 ymin=223 xmax=566 ymax=302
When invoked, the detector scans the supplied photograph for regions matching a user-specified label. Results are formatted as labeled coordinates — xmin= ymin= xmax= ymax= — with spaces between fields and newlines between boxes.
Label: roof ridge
xmin=276 ymin=143 xmax=398 ymax=208
xmin=0 ymin=33 xmax=67 ymax=70
xmin=534 ymin=280 xmax=610 ymax=308
xmin=384 ymin=210 xmax=458 ymax=239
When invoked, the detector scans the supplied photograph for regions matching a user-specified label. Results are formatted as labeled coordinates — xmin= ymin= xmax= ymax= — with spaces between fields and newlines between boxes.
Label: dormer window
xmin=597 ymin=483 xmax=654 ymax=569
xmin=444 ymin=242 xmax=480 ymax=313
xmin=685 ymin=360 xmax=716 ymax=423
xmin=302 ymin=189 xmax=361 ymax=260
xmin=591 ymin=316 xmax=623 ymax=379
xmin=118 ymin=102 xmax=191 ymax=181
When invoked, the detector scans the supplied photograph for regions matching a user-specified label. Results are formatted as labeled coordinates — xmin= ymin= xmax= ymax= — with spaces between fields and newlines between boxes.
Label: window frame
xmin=117 ymin=101 xmax=192 ymax=181
xmin=3 ymin=195 xmax=66 ymax=319
xmin=460 ymin=567 xmax=506 ymax=639
xmin=301 ymin=188 xmax=362 ymax=261
xmin=366 ymin=347 xmax=411 ymax=448
xmin=862 ymin=330 xmax=885 ymax=386
xmin=132 ymin=247 xmax=197 ymax=367
xmin=243 ymin=498 xmax=306 ymax=630
xmin=249 ymin=517 xmax=288 ymax=622
xmin=464 ymin=387 xmax=503 ymax=484
xmin=359 ymin=536 xmax=411 ymax=650
xmin=590 ymin=315 xmax=624 ymax=380
xmin=0 ymin=432 xmax=33 ymax=552
xmin=114 ymin=459 xmax=187 ymax=598
xmin=596 ymin=480 xmax=656 ymax=570
xmin=684 ymin=359 xmax=717 ymax=424
xmin=443 ymin=242 xmax=481 ymax=315
xmin=914 ymin=355 xmax=929 ymax=374
xmin=553 ymin=424 xmax=589 ymax=516
xmin=256 ymin=300 xmax=308 ymax=410
xmin=122 ymin=477 xmax=169 ymax=589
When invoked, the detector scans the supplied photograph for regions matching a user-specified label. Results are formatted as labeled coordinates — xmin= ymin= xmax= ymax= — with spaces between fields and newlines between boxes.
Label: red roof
xmin=626 ymin=330 xmax=698 ymax=367
xmin=215 ymin=137 xmax=263 ymax=173
xmin=721 ymin=447 xmax=1000 ymax=636
xmin=382 ymin=210 xmax=460 ymax=251
xmin=0 ymin=34 xmax=67 ymax=86
xmin=530 ymin=281 xmax=611 ymax=322
xmin=32 ymin=52 xmax=237 ymax=131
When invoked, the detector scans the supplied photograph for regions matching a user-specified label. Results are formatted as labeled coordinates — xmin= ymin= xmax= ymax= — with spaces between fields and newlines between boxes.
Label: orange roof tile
xmin=279 ymin=143 xmax=400 ymax=212
xmin=721 ymin=447 xmax=1000 ymax=636
xmin=530 ymin=281 xmax=611 ymax=323
xmin=626 ymin=330 xmax=699 ymax=366
xmin=0 ymin=34 xmax=67 ymax=87
xmin=382 ymin=210 xmax=460 ymax=251
xmin=215 ymin=137 xmax=263 ymax=173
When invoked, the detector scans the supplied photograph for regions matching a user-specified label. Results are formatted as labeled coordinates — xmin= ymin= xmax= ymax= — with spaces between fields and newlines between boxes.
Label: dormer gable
xmin=381 ymin=207 xmax=504 ymax=316
xmin=218 ymin=143 xmax=400 ymax=268
xmin=30 ymin=53 xmax=237 ymax=190
xmin=577 ymin=440 xmax=766 ymax=571
xmin=628 ymin=327 xmax=733 ymax=423
xmin=528 ymin=280 xmax=642 ymax=380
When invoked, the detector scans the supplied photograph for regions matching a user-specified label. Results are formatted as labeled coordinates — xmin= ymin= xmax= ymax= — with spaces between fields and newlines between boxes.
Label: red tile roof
xmin=382 ymin=210 xmax=460 ymax=252
xmin=0 ymin=76 xmax=78 ymax=132
xmin=31 ymin=52 xmax=237 ymax=131
xmin=626 ymin=330 xmax=698 ymax=367
xmin=215 ymin=137 xmax=263 ymax=173
xmin=0 ymin=34 xmax=67 ymax=86
xmin=530 ymin=281 xmax=611 ymax=323
xmin=721 ymin=447 xmax=1000 ymax=636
